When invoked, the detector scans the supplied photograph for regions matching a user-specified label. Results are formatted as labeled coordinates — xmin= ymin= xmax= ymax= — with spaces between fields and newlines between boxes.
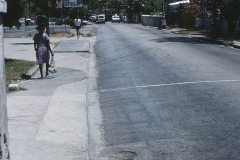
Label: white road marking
xmin=98 ymin=80 xmax=240 ymax=93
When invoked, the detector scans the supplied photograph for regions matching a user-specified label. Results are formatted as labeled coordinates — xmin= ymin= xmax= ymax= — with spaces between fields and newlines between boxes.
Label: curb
xmin=166 ymin=30 xmax=240 ymax=49
xmin=27 ymin=64 xmax=38 ymax=77
xmin=200 ymin=38 xmax=240 ymax=50
xmin=232 ymin=44 xmax=240 ymax=49
xmin=199 ymin=37 xmax=225 ymax=45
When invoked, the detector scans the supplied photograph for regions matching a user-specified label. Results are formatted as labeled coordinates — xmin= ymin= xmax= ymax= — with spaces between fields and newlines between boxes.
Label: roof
xmin=169 ymin=0 xmax=189 ymax=6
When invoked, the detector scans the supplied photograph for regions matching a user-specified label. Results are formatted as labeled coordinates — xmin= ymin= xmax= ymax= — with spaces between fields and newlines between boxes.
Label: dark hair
xmin=36 ymin=26 xmax=45 ymax=31
xmin=36 ymin=16 xmax=48 ymax=27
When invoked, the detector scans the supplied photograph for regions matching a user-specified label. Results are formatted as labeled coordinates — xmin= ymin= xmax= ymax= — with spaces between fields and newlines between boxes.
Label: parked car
xmin=96 ymin=14 xmax=105 ymax=24
xmin=18 ymin=18 xmax=25 ymax=26
xmin=82 ymin=20 xmax=88 ymax=25
xmin=89 ymin=15 xmax=96 ymax=22
xmin=49 ymin=17 xmax=56 ymax=25
xmin=112 ymin=15 xmax=120 ymax=23
xmin=12 ymin=19 xmax=21 ymax=29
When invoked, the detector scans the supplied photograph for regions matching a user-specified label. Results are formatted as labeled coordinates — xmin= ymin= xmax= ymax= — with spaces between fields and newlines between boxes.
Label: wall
xmin=0 ymin=1 xmax=10 ymax=159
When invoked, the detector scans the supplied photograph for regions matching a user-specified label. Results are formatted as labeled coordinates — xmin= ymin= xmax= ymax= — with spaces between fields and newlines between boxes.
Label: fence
xmin=3 ymin=25 xmax=70 ymax=37
xmin=195 ymin=18 xmax=213 ymax=30
xmin=195 ymin=18 xmax=228 ymax=35
xmin=141 ymin=15 xmax=161 ymax=27
xmin=236 ymin=20 xmax=240 ymax=33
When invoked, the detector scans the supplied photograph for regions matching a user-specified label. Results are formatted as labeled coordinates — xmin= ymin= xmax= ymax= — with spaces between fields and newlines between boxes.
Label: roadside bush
xmin=64 ymin=17 xmax=74 ymax=26
xmin=178 ymin=1 xmax=201 ymax=29
xmin=68 ymin=7 xmax=86 ymax=19
xmin=55 ymin=19 xmax=63 ymax=25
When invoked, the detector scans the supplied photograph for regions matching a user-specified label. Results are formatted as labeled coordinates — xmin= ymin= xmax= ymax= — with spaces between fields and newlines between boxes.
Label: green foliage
xmin=179 ymin=0 xmax=201 ymax=28
xmin=68 ymin=7 xmax=86 ymax=19
xmin=55 ymin=17 xmax=74 ymax=26
xmin=3 ymin=0 xmax=28 ymax=26
xmin=68 ymin=8 xmax=78 ymax=19
xmin=64 ymin=17 xmax=74 ymax=26
xmin=55 ymin=18 xmax=61 ymax=25
xmin=34 ymin=0 xmax=57 ymax=15
xmin=218 ymin=0 xmax=240 ymax=34
xmin=5 ymin=59 xmax=35 ymax=86
xmin=176 ymin=0 xmax=216 ymax=29
xmin=120 ymin=9 xmax=127 ymax=14
xmin=142 ymin=0 xmax=162 ymax=14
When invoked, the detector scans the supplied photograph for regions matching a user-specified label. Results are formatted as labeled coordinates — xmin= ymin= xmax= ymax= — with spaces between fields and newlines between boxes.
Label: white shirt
xmin=74 ymin=19 xmax=81 ymax=26
xmin=162 ymin=19 xmax=166 ymax=26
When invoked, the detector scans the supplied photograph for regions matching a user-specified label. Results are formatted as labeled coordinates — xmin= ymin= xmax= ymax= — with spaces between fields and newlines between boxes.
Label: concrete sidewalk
xmin=5 ymin=23 xmax=240 ymax=160
xmin=5 ymin=24 xmax=106 ymax=160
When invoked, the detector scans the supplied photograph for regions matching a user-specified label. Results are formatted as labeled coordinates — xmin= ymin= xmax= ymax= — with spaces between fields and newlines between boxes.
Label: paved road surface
xmin=95 ymin=22 xmax=240 ymax=159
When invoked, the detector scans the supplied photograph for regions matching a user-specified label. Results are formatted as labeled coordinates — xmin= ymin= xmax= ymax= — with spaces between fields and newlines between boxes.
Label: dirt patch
xmin=50 ymin=32 xmax=75 ymax=38
xmin=53 ymin=41 xmax=61 ymax=48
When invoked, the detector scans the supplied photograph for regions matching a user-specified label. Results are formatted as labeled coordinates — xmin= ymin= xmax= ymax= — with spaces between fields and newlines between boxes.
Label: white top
xmin=74 ymin=18 xmax=81 ymax=26
xmin=162 ymin=19 xmax=166 ymax=26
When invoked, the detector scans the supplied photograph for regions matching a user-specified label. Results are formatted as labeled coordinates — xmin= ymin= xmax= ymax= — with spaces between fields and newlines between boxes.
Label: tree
xmin=34 ymin=0 xmax=57 ymax=35
xmin=219 ymin=0 xmax=240 ymax=34
xmin=34 ymin=0 xmax=57 ymax=16
xmin=178 ymin=0 xmax=201 ymax=28
xmin=68 ymin=7 xmax=86 ymax=19
xmin=142 ymin=0 xmax=162 ymax=14
xmin=3 ymin=0 xmax=28 ymax=27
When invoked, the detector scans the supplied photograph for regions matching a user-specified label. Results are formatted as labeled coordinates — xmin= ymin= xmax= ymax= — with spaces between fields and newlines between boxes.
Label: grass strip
xmin=5 ymin=58 xmax=35 ymax=86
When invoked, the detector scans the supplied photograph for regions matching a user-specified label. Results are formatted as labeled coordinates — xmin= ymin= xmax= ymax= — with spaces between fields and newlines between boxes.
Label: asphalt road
xmin=94 ymin=22 xmax=240 ymax=159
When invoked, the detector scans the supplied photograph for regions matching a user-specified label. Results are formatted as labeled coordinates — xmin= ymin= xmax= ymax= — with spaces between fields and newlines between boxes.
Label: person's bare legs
xmin=46 ymin=63 xmax=49 ymax=77
xmin=77 ymin=28 xmax=80 ymax=39
xmin=39 ymin=64 xmax=43 ymax=79
xmin=76 ymin=28 xmax=80 ymax=39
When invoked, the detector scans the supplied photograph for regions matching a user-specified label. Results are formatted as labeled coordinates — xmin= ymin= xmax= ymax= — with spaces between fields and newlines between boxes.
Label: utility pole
xmin=61 ymin=2 xmax=63 ymax=24
xmin=201 ymin=0 xmax=205 ymax=29
xmin=45 ymin=1 xmax=49 ymax=35
xmin=29 ymin=0 xmax=31 ymax=18
xmin=211 ymin=0 xmax=218 ymax=38
xmin=163 ymin=0 xmax=164 ymax=13
xmin=0 ymin=0 xmax=9 ymax=159
xmin=139 ymin=0 xmax=142 ymax=23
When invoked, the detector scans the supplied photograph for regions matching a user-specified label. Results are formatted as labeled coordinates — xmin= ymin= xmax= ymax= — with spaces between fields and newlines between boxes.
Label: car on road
xmin=112 ymin=15 xmax=120 ymax=23
xmin=89 ymin=15 xmax=96 ymax=22
xmin=82 ymin=19 xmax=88 ymax=25
xmin=96 ymin=14 xmax=105 ymax=24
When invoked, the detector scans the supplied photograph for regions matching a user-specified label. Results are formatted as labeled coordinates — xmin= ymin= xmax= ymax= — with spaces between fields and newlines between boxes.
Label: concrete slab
xmin=6 ymin=23 xmax=103 ymax=160
xmin=53 ymin=40 xmax=90 ymax=53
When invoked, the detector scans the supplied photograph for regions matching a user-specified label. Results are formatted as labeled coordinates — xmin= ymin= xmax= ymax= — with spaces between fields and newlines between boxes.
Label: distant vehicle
xmin=18 ymin=18 xmax=34 ymax=26
xmin=31 ymin=17 xmax=37 ymax=22
xmin=12 ymin=19 xmax=21 ymax=29
xmin=112 ymin=15 xmax=120 ymax=23
xmin=82 ymin=19 xmax=88 ymax=25
xmin=89 ymin=15 xmax=96 ymax=22
xmin=49 ymin=17 xmax=56 ymax=22
xmin=96 ymin=14 xmax=105 ymax=24
xmin=49 ymin=18 xmax=56 ymax=25
xmin=25 ymin=18 xmax=32 ymax=26
xmin=18 ymin=18 xmax=25 ymax=26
